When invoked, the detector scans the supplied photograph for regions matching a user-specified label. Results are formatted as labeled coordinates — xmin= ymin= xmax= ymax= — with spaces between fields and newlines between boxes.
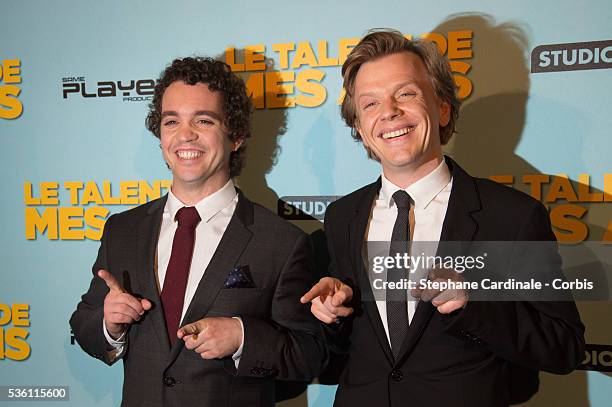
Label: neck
xmin=383 ymin=155 xmax=443 ymax=189
xmin=171 ymin=176 xmax=230 ymax=206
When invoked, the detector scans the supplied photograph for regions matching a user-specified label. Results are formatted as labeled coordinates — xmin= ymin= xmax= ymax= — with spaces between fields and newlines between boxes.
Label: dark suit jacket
xmin=70 ymin=190 xmax=326 ymax=407
xmin=322 ymin=157 xmax=585 ymax=407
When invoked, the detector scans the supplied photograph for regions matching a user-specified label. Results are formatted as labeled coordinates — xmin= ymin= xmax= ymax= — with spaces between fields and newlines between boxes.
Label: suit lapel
xmin=348 ymin=179 xmax=394 ymax=365
xmin=167 ymin=190 xmax=254 ymax=363
xmin=134 ymin=196 xmax=171 ymax=353
xmin=395 ymin=156 xmax=480 ymax=364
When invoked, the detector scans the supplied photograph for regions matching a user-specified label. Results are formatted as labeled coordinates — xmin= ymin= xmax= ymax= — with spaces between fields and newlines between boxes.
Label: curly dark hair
xmin=146 ymin=56 xmax=252 ymax=177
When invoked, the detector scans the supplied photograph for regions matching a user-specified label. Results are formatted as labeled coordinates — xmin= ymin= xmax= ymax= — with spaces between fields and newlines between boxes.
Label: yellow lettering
xmin=225 ymin=47 xmax=245 ymax=72
xmin=64 ymin=181 xmax=83 ymax=205
xmin=23 ymin=182 xmax=39 ymax=205
xmin=245 ymin=73 xmax=265 ymax=109
xmin=81 ymin=181 xmax=103 ymax=205
xmin=545 ymin=175 xmax=578 ymax=203
xmin=0 ymin=304 xmax=10 ymax=325
xmin=271 ymin=43 xmax=295 ymax=70
xmin=59 ymin=207 xmax=84 ymax=240
xmin=266 ymin=71 xmax=295 ymax=108
xmin=317 ymin=41 xmax=339 ymax=67
xmin=40 ymin=182 xmax=59 ymax=205
xmin=338 ymin=38 xmax=359 ymax=65
xmin=11 ymin=304 xmax=29 ymax=327
xmin=577 ymin=174 xmax=603 ymax=202
xmin=245 ymin=45 xmax=266 ymax=71
xmin=292 ymin=41 xmax=318 ymax=69
xmin=450 ymin=61 xmax=473 ymax=99
xmin=2 ymin=59 xmax=22 ymax=83
xmin=25 ymin=207 xmax=58 ymax=239
xmin=604 ymin=174 xmax=612 ymax=202
xmin=139 ymin=180 xmax=159 ymax=204
xmin=447 ymin=31 xmax=473 ymax=59
xmin=102 ymin=181 xmax=120 ymax=204
xmin=550 ymin=204 xmax=588 ymax=243
xmin=5 ymin=327 xmax=30 ymax=361
xmin=295 ymin=69 xmax=326 ymax=107
xmin=523 ymin=174 xmax=550 ymax=201
xmin=84 ymin=206 xmax=109 ymax=240
xmin=120 ymin=181 xmax=139 ymax=204
xmin=0 ymin=85 xmax=23 ymax=119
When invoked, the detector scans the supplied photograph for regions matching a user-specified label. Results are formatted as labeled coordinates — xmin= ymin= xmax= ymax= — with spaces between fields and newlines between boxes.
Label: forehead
xmin=161 ymin=81 xmax=223 ymax=110
xmin=353 ymin=52 xmax=430 ymax=94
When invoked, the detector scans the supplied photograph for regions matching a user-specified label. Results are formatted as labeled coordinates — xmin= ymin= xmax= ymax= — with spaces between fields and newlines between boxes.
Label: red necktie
xmin=161 ymin=206 xmax=201 ymax=345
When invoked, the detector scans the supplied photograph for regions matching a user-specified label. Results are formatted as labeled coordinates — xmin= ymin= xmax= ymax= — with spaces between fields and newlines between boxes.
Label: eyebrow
xmin=161 ymin=110 xmax=224 ymax=121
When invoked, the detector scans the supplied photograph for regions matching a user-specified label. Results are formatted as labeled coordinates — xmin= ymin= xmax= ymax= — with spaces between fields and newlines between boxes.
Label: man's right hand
xmin=98 ymin=269 xmax=152 ymax=340
xmin=300 ymin=277 xmax=354 ymax=324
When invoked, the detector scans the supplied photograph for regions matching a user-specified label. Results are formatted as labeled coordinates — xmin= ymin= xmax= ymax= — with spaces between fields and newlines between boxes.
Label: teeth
xmin=381 ymin=126 xmax=415 ymax=139
xmin=177 ymin=150 xmax=203 ymax=159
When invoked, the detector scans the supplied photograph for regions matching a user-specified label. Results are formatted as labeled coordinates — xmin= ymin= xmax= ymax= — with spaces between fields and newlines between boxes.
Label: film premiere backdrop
xmin=1 ymin=1 xmax=611 ymax=406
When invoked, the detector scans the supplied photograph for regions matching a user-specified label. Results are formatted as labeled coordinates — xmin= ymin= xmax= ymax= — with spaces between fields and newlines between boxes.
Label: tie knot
xmin=392 ymin=190 xmax=412 ymax=209
xmin=175 ymin=206 xmax=201 ymax=228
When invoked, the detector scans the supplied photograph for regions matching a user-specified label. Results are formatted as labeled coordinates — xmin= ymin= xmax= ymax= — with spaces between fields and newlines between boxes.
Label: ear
xmin=232 ymin=138 xmax=244 ymax=152
xmin=439 ymin=100 xmax=451 ymax=127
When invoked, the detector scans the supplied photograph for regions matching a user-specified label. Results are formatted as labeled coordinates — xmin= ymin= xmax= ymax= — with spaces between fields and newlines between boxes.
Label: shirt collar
xmin=379 ymin=158 xmax=451 ymax=210
xmin=166 ymin=179 xmax=237 ymax=223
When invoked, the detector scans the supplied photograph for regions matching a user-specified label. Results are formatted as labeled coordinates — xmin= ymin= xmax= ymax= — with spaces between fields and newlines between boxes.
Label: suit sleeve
xmin=444 ymin=200 xmax=585 ymax=374
xmin=318 ymin=206 xmax=355 ymax=356
xmin=236 ymin=233 xmax=328 ymax=381
xmin=69 ymin=214 xmax=119 ymax=366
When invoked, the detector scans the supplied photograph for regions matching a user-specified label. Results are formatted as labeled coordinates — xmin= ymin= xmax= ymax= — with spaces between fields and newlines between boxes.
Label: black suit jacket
xmin=322 ymin=157 xmax=585 ymax=407
xmin=70 ymin=190 xmax=326 ymax=407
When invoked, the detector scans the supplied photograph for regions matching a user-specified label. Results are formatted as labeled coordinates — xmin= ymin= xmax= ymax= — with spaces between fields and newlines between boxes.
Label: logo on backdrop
xmin=577 ymin=344 xmax=612 ymax=372
xmin=0 ymin=303 xmax=30 ymax=361
xmin=61 ymin=77 xmax=156 ymax=102
xmin=228 ymin=30 xmax=475 ymax=109
xmin=0 ymin=58 xmax=23 ymax=119
xmin=531 ymin=39 xmax=612 ymax=73
xmin=278 ymin=196 xmax=340 ymax=220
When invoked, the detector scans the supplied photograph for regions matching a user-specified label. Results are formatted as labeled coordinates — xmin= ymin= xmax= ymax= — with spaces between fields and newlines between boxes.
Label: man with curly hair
xmin=71 ymin=57 xmax=326 ymax=407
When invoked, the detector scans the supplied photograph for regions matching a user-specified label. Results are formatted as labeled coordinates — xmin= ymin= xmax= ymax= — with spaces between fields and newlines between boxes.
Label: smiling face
xmin=160 ymin=81 xmax=242 ymax=202
xmin=353 ymin=52 xmax=450 ymax=185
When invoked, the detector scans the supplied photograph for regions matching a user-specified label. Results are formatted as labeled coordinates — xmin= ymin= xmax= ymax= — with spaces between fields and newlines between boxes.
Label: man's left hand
xmin=177 ymin=317 xmax=243 ymax=359
xmin=411 ymin=268 xmax=469 ymax=314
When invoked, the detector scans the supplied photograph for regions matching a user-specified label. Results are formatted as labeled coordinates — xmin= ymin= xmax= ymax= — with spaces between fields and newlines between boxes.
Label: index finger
xmin=177 ymin=321 xmax=203 ymax=340
xmin=301 ymin=281 xmax=327 ymax=304
xmin=98 ymin=269 xmax=125 ymax=293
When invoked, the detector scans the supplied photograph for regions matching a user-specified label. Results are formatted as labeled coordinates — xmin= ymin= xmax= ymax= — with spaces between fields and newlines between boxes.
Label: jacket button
xmin=390 ymin=369 xmax=403 ymax=382
xmin=163 ymin=376 xmax=176 ymax=387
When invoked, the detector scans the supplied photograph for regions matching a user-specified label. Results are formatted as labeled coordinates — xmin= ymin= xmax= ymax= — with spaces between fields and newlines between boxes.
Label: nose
xmin=177 ymin=123 xmax=198 ymax=142
xmin=380 ymin=97 xmax=401 ymax=121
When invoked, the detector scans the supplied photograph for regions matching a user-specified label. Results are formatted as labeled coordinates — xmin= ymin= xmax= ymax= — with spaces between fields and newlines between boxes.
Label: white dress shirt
xmin=366 ymin=158 xmax=453 ymax=344
xmin=104 ymin=179 xmax=244 ymax=364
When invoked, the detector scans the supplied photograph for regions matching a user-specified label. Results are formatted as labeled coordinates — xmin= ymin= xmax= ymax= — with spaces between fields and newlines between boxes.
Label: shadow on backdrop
xmin=217 ymin=49 xmax=325 ymax=407
xmin=435 ymin=12 xmax=611 ymax=407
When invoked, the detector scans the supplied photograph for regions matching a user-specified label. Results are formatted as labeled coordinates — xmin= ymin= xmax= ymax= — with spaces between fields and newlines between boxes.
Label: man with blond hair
xmin=302 ymin=29 xmax=584 ymax=406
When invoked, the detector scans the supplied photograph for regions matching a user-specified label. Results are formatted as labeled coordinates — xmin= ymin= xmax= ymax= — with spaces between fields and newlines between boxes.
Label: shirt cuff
xmin=231 ymin=317 xmax=245 ymax=368
xmin=102 ymin=319 xmax=126 ymax=361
